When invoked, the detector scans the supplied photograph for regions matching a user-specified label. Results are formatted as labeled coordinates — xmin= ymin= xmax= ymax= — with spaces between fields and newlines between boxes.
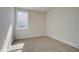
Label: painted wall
xmin=15 ymin=10 xmax=46 ymax=39
xmin=0 ymin=7 xmax=14 ymax=51
xmin=47 ymin=7 xmax=79 ymax=48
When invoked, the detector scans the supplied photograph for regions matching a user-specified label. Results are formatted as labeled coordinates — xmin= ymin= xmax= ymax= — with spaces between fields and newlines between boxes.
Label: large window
xmin=16 ymin=10 xmax=28 ymax=29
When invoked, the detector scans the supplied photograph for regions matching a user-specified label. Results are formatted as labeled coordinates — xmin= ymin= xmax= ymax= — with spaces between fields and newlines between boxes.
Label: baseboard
xmin=15 ymin=34 xmax=79 ymax=49
xmin=16 ymin=34 xmax=46 ymax=39
xmin=47 ymin=34 xmax=79 ymax=49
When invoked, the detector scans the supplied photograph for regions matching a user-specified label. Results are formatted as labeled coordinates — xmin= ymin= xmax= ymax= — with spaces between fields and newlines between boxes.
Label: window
xmin=16 ymin=10 xmax=28 ymax=29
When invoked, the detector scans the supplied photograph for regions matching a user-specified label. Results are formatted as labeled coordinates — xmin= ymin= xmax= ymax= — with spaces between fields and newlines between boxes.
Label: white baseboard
xmin=16 ymin=34 xmax=46 ymax=39
xmin=47 ymin=34 xmax=79 ymax=49
xmin=15 ymin=33 xmax=79 ymax=49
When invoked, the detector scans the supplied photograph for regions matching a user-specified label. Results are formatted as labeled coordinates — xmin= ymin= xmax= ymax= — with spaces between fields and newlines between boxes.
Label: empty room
xmin=0 ymin=7 xmax=79 ymax=52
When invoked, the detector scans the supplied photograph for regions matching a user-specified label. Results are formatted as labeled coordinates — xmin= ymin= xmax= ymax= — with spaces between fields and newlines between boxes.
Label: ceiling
xmin=20 ymin=7 xmax=53 ymax=13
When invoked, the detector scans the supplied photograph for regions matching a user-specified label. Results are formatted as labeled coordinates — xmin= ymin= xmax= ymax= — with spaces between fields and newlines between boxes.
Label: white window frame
xmin=15 ymin=9 xmax=29 ymax=30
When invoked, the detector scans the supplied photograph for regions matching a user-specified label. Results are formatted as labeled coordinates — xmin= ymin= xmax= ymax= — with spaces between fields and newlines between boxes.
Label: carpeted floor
xmin=8 ymin=36 xmax=79 ymax=52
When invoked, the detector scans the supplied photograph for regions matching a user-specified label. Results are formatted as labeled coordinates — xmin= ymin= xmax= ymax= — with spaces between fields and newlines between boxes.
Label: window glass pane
xmin=16 ymin=11 xmax=28 ymax=29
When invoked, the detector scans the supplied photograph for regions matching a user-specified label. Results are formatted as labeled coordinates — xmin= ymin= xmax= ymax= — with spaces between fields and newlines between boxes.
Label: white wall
xmin=15 ymin=10 xmax=46 ymax=39
xmin=15 ymin=7 xmax=79 ymax=49
xmin=47 ymin=7 xmax=79 ymax=48
xmin=0 ymin=7 xmax=14 ymax=51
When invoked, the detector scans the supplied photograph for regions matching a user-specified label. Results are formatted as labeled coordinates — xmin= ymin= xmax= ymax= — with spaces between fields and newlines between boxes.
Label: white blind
xmin=16 ymin=10 xmax=28 ymax=29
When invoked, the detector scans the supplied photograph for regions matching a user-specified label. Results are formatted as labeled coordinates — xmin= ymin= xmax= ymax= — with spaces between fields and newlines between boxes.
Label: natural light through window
xmin=16 ymin=10 xmax=28 ymax=29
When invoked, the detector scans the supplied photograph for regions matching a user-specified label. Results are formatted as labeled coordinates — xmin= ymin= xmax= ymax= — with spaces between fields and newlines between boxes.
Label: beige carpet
xmin=8 ymin=36 xmax=79 ymax=52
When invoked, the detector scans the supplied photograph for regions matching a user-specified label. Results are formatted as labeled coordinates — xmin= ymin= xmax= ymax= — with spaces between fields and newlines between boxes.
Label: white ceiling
xmin=20 ymin=7 xmax=53 ymax=13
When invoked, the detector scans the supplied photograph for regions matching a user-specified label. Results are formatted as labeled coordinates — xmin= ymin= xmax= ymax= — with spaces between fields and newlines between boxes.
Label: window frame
xmin=15 ymin=8 xmax=29 ymax=30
